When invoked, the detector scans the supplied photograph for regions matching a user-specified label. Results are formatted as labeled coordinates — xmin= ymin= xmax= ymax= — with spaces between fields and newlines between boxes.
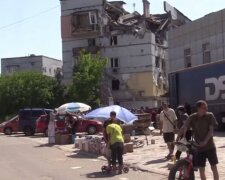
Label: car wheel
xmin=4 ymin=127 xmax=12 ymax=135
xmin=24 ymin=127 xmax=35 ymax=136
xmin=87 ymin=125 xmax=97 ymax=135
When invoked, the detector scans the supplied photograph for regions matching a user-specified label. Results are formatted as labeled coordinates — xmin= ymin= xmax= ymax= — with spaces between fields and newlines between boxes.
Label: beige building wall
xmin=127 ymin=72 xmax=153 ymax=97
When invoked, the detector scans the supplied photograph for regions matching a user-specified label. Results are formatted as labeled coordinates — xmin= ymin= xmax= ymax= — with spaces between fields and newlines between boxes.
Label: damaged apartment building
xmin=60 ymin=0 xmax=190 ymax=107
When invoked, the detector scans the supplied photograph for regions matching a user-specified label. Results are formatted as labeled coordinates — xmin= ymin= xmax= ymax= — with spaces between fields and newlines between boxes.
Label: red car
xmin=36 ymin=114 xmax=103 ymax=135
xmin=0 ymin=116 xmax=19 ymax=135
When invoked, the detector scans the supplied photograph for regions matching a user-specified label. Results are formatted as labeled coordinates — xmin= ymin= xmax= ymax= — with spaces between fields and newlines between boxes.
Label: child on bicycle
xmin=175 ymin=105 xmax=192 ymax=160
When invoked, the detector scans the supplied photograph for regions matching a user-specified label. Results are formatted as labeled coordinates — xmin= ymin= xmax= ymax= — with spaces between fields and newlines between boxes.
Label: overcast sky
xmin=0 ymin=0 xmax=224 ymax=63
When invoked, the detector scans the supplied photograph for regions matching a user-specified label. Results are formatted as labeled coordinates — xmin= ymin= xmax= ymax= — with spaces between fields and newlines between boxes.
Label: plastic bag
xmin=177 ymin=138 xmax=188 ymax=152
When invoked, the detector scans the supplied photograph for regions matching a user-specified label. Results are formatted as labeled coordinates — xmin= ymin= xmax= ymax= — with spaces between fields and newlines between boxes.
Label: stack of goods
xmin=75 ymin=134 xmax=134 ymax=155
xmin=76 ymin=136 xmax=103 ymax=155
xmin=123 ymin=134 xmax=134 ymax=153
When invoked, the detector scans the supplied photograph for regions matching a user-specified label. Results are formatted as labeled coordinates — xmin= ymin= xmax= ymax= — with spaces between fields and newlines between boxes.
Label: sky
xmin=0 ymin=0 xmax=224 ymax=64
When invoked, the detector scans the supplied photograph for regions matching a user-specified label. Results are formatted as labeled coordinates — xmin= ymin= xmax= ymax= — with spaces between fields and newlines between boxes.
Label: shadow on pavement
xmin=66 ymin=151 xmax=99 ymax=159
xmin=6 ymin=133 xmax=25 ymax=137
xmin=144 ymin=158 xmax=168 ymax=165
xmin=5 ymin=134 xmax=45 ymax=138
xmin=34 ymin=143 xmax=55 ymax=148
xmin=29 ymin=135 xmax=46 ymax=138
xmin=86 ymin=171 xmax=115 ymax=178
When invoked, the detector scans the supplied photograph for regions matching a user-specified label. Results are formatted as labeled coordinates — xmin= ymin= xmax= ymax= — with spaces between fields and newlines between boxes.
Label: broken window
xmin=110 ymin=58 xmax=119 ymax=68
xmin=110 ymin=36 xmax=118 ymax=46
xmin=88 ymin=39 xmax=96 ymax=47
xmin=112 ymin=79 xmax=120 ymax=91
xmin=71 ymin=11 xmax=98 ymax=33
xmin=155 ymin=57 xmax=160 ymax=68
xmin=202 ymin=43 xmax=211 ymax=64
xmin=89 ymin=12 xmax=97 ymax=25
xmin=184 ymin=48 xmax=191 ymax=68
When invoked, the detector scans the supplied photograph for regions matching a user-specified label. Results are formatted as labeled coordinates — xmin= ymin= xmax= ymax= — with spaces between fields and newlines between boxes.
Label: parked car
xmin=36 ymin=114 xmax=103 ymax=135
xmin=0 ymin=116 xmax=19 ymax=135
xmin=19 ymin=108 xmax=53 ymax=136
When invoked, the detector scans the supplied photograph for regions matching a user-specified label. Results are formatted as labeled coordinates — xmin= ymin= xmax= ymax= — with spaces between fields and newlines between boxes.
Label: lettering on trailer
xmin=205 ymin=75 xmax=225 ymax=101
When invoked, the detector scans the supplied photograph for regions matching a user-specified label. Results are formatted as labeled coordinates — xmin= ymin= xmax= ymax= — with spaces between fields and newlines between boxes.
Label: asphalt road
xmin=0 ymin=134 xmax=167 ymax=180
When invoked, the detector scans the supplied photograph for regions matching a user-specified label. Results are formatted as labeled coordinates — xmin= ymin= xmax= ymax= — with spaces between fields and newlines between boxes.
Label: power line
xmin=0 ymin=5 xmax=60 ymax=31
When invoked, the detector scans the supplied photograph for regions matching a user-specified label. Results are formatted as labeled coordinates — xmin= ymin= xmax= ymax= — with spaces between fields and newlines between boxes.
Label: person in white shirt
xmin=48 ymin=109 xmax=57 ymax=144
xmin=160 ymin=102 xmax=177 ymax=159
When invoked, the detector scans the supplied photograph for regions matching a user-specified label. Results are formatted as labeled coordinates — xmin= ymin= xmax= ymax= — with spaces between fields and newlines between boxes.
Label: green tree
xmin=0 ymin=71 xmax=65 ymax=120
xmin=52 ymin=69 xmax=66 ymax=107
xmin=68 ymin=51 xmax=107 ymax=108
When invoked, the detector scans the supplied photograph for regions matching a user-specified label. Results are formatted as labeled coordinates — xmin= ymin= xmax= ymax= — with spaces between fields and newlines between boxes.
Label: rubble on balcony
xmin=104 ymin=1 xmax=171 ymax=42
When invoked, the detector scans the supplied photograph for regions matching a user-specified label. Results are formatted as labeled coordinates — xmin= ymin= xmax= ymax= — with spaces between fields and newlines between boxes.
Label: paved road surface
xmin=0 ymin=134 xmax=167 ymax=180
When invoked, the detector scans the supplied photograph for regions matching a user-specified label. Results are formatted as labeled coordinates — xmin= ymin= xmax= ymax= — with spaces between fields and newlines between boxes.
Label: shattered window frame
xmin=71 ymin=10 xmax=99 ymax=34
xmin=110 ymin=36 xmax=118 ymax=46
xmin=184 ymin=48 xmax=191 ymax=68
xmin=89 ymin=11 xmax=98 ymax=25
xmin=110 ymin=57 xmax=119 ymax=68
xmin=112 ymin=79 xmax=120 ymax=91
xmin=155 ymin=56 xmax=160 ymax=68
xmin=88 ymin=38 xmax=96 ymax=47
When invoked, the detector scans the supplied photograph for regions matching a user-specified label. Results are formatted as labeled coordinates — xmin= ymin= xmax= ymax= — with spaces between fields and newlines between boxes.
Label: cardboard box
xmin=55 ymin=134 xmax=61 ymax=145
xmin=124 ymin=142 xmax=134 ymax=153
xmin=83 ymin=141 xmax=89 ymax=152
xmin=60 ymin=134 xmax=72 ymax=145
xmin=123 ymin=134 xmax=131 ymax=143
xmin=89 ymin=141 xmax=101 ymax=155
xmin=55 ymin=133 xmax=72 ymax=145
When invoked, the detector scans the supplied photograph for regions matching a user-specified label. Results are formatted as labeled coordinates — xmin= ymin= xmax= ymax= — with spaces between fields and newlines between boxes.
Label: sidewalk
xmin=123 ymin=132 xmax=225 ymax=179
xmin=31 ymin=132 xmax=225 ymax=179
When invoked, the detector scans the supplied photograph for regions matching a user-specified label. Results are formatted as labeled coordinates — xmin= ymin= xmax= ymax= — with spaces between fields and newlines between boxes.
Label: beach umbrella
xmin=84 ymin=105 xmax=138 ymax=124
xmin=57 ymin=102 xmax=91 ymax=114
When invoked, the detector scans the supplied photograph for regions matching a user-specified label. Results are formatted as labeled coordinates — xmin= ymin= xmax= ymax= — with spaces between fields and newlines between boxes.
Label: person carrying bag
xmin=160 ymin=102 xmax=177 ymax=159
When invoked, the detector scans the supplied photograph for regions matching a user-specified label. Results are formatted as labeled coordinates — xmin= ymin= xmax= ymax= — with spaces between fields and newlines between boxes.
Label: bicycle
xmin=168 ymin=142 xmax=197 ymax=180
xmin=132 ymin=137 xmax=145 ymax=148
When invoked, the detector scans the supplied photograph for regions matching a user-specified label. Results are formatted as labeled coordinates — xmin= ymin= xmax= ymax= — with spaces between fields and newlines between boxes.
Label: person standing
xmin=48 ymin=109 xmax=57 ymax=144
xmin=175 ymin=105 xmax=192 ymax=160
xmin=184 ymin=102 xmax=192 ymax=115
xmin=106 ymin=111 xmax=124 ymax=173
xmin=178 ymin=100 xmax=219 ymax=180
xmin=160 ymin=102 xmax=177 ymax=159
xmin=65 ymin=112 xmax=78 ymax=143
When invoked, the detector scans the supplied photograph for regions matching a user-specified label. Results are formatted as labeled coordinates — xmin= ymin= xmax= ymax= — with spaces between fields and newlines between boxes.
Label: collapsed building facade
xmin=60 ymin=0 xmax=190 ymax=108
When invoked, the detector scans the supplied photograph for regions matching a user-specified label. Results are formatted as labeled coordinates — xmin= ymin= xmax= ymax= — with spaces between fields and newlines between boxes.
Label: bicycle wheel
xmin=168 ymin=159 xmax=195 ymax=180
xmin=134 ymin=140 xmax=144 ymax=148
